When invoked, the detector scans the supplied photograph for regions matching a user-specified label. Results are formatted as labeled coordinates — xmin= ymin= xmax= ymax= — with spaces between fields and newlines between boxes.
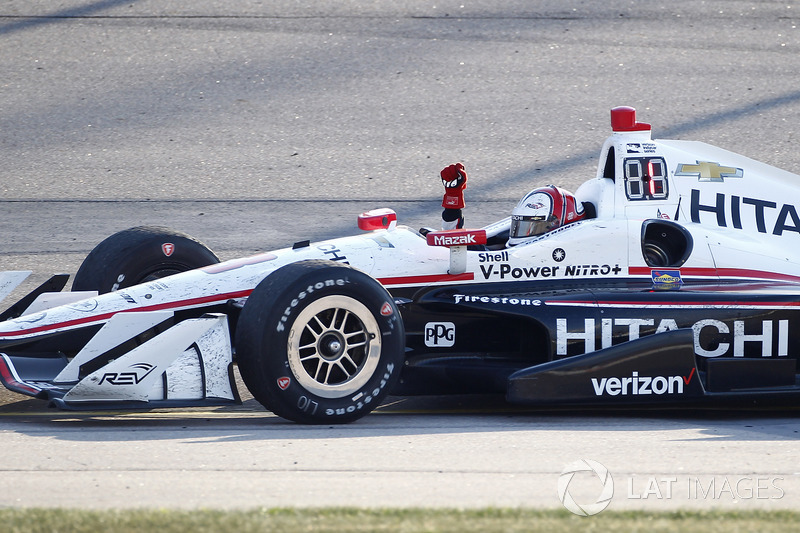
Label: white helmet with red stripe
xmin=508 ymin=185 xmax=586 ymax=246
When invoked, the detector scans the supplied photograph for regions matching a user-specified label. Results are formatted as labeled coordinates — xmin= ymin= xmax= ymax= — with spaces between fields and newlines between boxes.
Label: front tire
xmin=73 ymin=226 xmax=220 ymax=293
xmin=235 ymin=260 xmax=404 ymax=424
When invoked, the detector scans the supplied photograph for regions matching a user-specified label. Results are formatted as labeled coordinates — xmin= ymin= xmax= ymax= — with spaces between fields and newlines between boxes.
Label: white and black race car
xmin=2 ymin=106 xmax=800 ymax=423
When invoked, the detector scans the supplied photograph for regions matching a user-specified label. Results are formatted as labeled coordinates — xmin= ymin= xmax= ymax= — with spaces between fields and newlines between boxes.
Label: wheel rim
xmin=286 ymin=295 xmax=382 ymax=398
xmin=140 ymin=266 xmax=187 ymax=283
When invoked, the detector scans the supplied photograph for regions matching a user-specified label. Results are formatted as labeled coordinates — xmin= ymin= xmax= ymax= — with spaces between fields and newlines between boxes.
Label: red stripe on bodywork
xmin=554 ymin=299 xmax=800 ymax=308
xmin=0 ymin=356 xmax=40 ymax=395
xmin=378 ymin=273 xmax=475 ymax=286
xmin=629 ymin=266 xmax=800 ymax=283
xmin=0 ymin=289 xmax=253 ymax=339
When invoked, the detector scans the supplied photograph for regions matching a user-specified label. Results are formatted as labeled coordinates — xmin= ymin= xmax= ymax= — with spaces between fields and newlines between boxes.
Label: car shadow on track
xmin=2 ymin=387 xmax=800 ymax=444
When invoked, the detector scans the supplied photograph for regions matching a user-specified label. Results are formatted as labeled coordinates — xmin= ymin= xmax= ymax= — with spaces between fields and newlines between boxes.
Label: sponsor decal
xmin=111 ymin=274 xmax=126 ymax=292
xmin=277 ymin=376 xmax=290 ymax=390
xmin=454 ymin=294 xmax=542 ymax=307
xmin=426 ymin=229 xmax=486 ymax=247
xmin=479 ymin=263 xmax=621 ymax=280
xmin=552 ymin=248 xmax=566 ymax=262
xmin=324 ymin=363 xmax=395 ymax=417
xmin=626 ymin=142 xmax=657 ymax=154
xmin=676 ymin=161 xmax=743 ymax=182
xmin=67 ymin=299 xmax=100 ymax=312
xmin=118 ymin=292 xmax=137 ymax=304
xmin=276 ymin=278 xmax=348 ymax=332
xmin=557 ymin=317 xmax=789 ymax=358
xmin=434 ymin=233 xmax=477 ymax=246
xmin=98 ymin=362 xmax=156 ymax=385
xmin=478 ymin=250 xmax=509 ymax=263
xmin=444 ymin=195 xmax=460 ymax=207
xmin=424 ymin=322 xmax=455 ymax=347
xmin=590 ymin=369 xmax=694 ymax=396
xmin=161 ymin=243 xmax=175 ymax=257
xmin=146 ymin=281 xmax=169 ymax=291
xmin=624 ymin=157 xmax=668 ymax=201
xmin=690 ymin=189 xmax=800 ymax=236
xmin=317 ymin=244 xmax=348 ymax=263
xmin=380 ymin=302 xmax=393 ymax=316
xmin=651 ymin=269 xmax=682 ymax=288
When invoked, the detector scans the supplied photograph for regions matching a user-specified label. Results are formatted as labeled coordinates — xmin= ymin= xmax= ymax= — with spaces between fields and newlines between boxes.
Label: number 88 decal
xmin=624 ymin=157 xmax=668 ymax=201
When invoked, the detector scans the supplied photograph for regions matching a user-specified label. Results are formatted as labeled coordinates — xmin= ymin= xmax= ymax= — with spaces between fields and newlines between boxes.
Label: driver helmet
xmin=508 ymin=185 xmax=586 ymax=246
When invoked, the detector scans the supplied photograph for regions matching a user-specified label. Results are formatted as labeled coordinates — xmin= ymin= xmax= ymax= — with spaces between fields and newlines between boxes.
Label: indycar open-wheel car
xmin=3 ymin=106 xmax=800 ymax=423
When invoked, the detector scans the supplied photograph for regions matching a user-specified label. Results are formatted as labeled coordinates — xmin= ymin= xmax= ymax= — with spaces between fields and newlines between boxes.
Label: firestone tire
xmin=72 ymin=226 xmax=220 ymax=293
xmin=235 ymin=260 xmax=405 ymax=424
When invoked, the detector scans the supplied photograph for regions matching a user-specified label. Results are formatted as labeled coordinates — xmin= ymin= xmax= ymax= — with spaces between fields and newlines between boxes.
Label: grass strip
xmin=1 ymin=507 xmax=799 ymax=533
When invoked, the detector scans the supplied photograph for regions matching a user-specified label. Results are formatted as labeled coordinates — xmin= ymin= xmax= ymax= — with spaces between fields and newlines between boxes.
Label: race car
xmin=2 ymin=106 xmax=800 ymax=424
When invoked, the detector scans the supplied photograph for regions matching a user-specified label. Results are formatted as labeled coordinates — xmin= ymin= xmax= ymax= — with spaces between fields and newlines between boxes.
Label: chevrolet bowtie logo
xmin=675 ymin=161 xmax=744 ymax=182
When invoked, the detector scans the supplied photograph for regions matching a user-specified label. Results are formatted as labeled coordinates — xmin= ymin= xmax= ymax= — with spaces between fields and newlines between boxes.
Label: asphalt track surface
xmin=2 ymin=0 xmax=800 ymax=512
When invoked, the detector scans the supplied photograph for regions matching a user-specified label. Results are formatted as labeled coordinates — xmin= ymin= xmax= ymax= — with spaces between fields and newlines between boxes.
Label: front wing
xmin=0 ymin=311 xmax=240 ymax=410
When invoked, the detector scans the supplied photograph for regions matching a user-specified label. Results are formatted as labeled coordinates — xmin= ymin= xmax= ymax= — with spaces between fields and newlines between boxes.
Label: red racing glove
xmin=441 ymin=163 xmax=467 ymax=209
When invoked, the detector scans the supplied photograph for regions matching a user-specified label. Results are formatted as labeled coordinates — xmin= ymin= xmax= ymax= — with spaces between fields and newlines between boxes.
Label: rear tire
xmin=235 ymin=260 xmax=404 ymax=424
xmin=72 ymin=226 xmax=220 ymax=293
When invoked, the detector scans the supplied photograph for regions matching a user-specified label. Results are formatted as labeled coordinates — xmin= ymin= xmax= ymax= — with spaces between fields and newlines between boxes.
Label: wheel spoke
xmin=340 ymin=353 xmax=358 ymax=373
xmin=343 ymin=329 xmax=365 ymax=341
xmin=298 ymin=340 xmax=318 ymax=352
xmin=325 ymin=308 xmax=341 ymax=330
xmin=299 ymin=351 xmax=320 ymax=362
xmin=333 ymin=308 xmax=348 ymax=330
xmin=344 ymin=335 xmax=366 ymax=348
xmin=334 ymin=361 xmax=353 ymax=380
xmin=322 ymin=361 xmax=335 ymax=385
xmin=312 ymin=360 xmax=325 ymax=381
xmin=310 ymin=314 xmax=327 ymax=333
